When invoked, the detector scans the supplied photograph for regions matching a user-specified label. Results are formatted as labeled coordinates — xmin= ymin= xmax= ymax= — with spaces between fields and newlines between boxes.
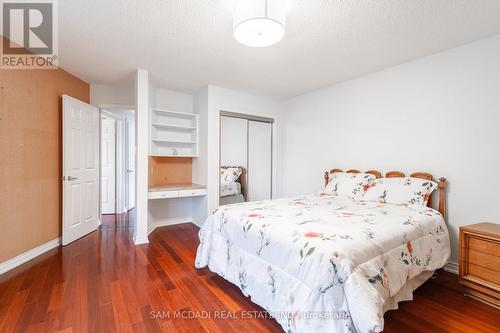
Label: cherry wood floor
xmin=0 ymin=211 xmax=499 ymax=333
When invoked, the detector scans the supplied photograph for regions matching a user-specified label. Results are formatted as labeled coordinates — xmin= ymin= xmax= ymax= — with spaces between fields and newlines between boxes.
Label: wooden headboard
xmin=324 ymin=168 xmax=447 ymax=218
xmin=221 ymin=166 xmax=247 ymax=200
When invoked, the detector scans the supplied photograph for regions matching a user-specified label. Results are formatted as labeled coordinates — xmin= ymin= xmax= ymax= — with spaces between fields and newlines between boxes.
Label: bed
xmin=196 ymin=169 xmax=451 ymax=333
xmin=219 ymin=166 xmax=247 ymax=205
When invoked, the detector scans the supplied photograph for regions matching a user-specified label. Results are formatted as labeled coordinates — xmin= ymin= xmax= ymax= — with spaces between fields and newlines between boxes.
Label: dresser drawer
xmin=467 ymin=263 xmax=500 ymax=287
xmin=467 ymin=249 xmax=500 ymax=272
xmin=148 ymin=186 xmax=207 ymax=200
xmin=468 ymin=236 xmax=500 ymax=257
xmin=148 ymin=190 xmax=179 ymax=199
xmin=178 ymin=189 xmax=206 ymax=197
xmin=459 ymin=223 xmax=500 ymax=309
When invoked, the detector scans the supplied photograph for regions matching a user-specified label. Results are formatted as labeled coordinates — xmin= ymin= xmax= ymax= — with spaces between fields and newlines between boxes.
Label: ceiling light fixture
xmin=233 ymin=0 xmax=286 ymax=47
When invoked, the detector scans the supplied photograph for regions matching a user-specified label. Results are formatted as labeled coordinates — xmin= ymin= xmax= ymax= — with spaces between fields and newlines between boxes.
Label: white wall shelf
xmin=152 ymin=123 xmax=196 ymax=130
xmin=150 ymin=108 xmax=199 ymax=157
xmin=152 ymin=139 xmax=197 ymax=144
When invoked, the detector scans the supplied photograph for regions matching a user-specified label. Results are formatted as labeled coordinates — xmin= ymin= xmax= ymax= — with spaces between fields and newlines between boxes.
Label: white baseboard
xmin=0 ymin=238 xmax=61 ymax=275
xmin=133 ymin=234 xmax=149 ymax=245
xmin=147 ymin=218 xmax=193 ymax=235
xmin=443 ymin=261 xmax=459 ymax=275
xmin=147 ymin=223 xmax=156 ymax=236
xmin=192 ymin=217 xmax=204 ymax=228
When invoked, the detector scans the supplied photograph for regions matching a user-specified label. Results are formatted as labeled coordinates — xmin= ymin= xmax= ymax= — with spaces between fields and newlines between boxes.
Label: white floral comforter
xmin=195 ymin=194 xmax=450 ymax=333
xmin=220 ymin=181 xmax=241 ymax=197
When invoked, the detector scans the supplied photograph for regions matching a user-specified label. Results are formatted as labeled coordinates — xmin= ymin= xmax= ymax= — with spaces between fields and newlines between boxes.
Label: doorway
xmin=100 ymin=109 xmax=136 ymax=217
xmin=101 ymin=114 xmax=116 ymax=214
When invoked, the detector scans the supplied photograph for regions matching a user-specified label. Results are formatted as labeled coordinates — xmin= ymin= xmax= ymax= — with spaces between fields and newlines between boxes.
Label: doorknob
xmin=68 ymin=176 xmax=78 ymax=181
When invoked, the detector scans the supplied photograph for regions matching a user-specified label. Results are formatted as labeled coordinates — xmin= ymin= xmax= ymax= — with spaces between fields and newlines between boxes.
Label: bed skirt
xmin=196 ymin=225 xmax=435 ymax=333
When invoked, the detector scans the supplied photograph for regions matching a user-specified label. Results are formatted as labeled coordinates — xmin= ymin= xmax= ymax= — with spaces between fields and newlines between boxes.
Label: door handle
xmin=127 ymin=170 xmax=134 ymax=173
xmin=68 ymin=176 xmax=78 ymax=181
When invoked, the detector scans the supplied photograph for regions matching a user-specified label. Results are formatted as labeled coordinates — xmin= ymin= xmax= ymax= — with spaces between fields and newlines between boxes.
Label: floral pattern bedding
xmin=363 ymin=177 xmax=438 ymax=206
xmin=196 ymin=194 xmax=450 ymax=333
xmin=220 ymin=181 xmax=241 ymax=197
xmin=324 ymin=172 xmax=375 ymax=199
xmin=221 ymin=167 xmax=242 ymax=183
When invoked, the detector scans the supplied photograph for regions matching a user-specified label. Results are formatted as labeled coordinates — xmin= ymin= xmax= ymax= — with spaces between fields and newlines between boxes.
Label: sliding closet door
xmin=220 ymin=116 xmax=248 ymax=168
xmin=248 ymin=121 xmax=272 ymax=201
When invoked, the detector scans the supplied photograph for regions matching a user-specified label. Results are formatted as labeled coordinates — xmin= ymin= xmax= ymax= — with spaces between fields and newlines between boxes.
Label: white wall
xmin=134 ymin=69 xmax=150 ymax=244
xmin=155 ymin=88 xmax=193 ymax=113
xmin=90 ymin=83 xmax=135 ymax=107
xmin=280 ymin=35 xmax=500 ymax=265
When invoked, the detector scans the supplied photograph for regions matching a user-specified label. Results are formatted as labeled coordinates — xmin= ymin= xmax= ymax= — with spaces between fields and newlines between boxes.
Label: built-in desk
xmin=148 ymin=183 xmax=207 ymax=200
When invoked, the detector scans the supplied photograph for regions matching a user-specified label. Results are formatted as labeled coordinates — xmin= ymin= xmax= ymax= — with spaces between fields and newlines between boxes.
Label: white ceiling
xmin=59 ymin=0 xmax=500 ymax=98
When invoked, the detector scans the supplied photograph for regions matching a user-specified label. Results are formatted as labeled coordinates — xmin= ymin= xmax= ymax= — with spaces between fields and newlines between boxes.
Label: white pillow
xmin=363 ymin=177 xmax=437 ymax=206
xmin=324 ymin=172 xmax=376 ymax=198
xmin=220 ymin=167 xmax=242 ymax=184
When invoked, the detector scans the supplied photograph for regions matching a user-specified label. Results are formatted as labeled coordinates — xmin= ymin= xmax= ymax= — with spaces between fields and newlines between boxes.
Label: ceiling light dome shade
xmin=234 ymin=0 xmax=286 ymax=47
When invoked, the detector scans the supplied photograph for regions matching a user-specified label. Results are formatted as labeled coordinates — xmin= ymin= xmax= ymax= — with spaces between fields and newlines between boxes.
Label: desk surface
xmin=148 ymin=183 xmax=206 ymax=192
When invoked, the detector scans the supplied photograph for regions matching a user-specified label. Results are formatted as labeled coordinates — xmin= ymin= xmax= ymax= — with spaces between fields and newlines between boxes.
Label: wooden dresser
xmin=459 ymin=223 xmax=500 ymax=309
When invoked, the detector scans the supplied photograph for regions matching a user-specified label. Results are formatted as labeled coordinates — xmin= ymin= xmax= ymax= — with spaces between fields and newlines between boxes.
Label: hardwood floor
xmin=0 ymin=211 xmax=499 ymax=333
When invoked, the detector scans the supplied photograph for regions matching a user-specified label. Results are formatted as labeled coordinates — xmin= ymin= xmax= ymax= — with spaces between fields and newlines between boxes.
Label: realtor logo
xmin=1 ymin=0 xmax=58 ymax=68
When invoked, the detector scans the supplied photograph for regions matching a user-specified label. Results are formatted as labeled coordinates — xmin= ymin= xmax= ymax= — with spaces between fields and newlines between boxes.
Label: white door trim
xmin=125 ymin=117 xmax=136 ymax=211
xmin=100 ymin=114 xmax=117 ymax=214
xmin=100 ymin=109 xmax=134 ymax=214
xmin=115 ymin=118 xmax=125 ymax=213
xmin=101 ymin=110 xmax=123 ymax=214
xmin=98 ymin=103 xmax=135 ymax=110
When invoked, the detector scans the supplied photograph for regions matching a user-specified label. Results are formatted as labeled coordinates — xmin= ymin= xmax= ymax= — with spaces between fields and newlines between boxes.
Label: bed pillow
xmin=220 ymin=167 xmax=242 ymax=184
xmin=363 ymin=177 xmax=438 ymax=206
xmin=324 ymin=172 xmax=376 ymax=198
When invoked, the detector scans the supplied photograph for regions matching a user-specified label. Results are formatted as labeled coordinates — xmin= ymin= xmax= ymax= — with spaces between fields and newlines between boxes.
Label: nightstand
xmin=459 ymin=223 xmax=500 ymax=309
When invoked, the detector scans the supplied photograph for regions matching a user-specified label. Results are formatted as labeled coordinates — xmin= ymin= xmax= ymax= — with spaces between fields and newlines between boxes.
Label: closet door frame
xmin=219 ymin=110 xmax=277 ymax=205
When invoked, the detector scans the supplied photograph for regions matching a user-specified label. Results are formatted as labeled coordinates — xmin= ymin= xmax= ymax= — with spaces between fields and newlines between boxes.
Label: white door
xmin=248 ymin=120 xmax=272 ymax=201
xmin=220 ymin=116 xmax=248 ymax=168
xmin=100 ymin=115 xmax=116 ymax=214
xmin=126 ymin=118 xmax=135 ymax=210
xmin=62 ymin=95 xmax=100 ymax=246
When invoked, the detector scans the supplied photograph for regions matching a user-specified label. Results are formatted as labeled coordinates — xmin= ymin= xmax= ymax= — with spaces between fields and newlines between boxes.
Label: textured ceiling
xmin=59 ymin=0 xmax=500 ymax=98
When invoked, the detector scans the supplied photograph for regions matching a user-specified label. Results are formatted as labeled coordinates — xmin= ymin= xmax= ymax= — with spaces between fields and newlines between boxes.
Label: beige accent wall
xmin=0 ymin=65 xmax=89 ymax=262
xmin=148 ymin=157 xmax=193 ymax=187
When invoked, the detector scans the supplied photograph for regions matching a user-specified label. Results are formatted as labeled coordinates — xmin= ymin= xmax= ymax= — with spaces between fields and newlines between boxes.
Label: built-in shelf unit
xmin=150 ymin=108 xmax=199 ymax=157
